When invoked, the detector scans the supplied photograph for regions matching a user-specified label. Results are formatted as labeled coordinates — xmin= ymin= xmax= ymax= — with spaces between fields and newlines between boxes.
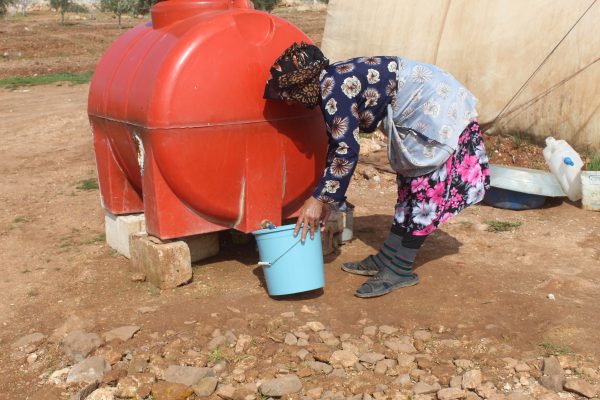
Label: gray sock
xmin=372 ymin=232 xmax=418 ymax=278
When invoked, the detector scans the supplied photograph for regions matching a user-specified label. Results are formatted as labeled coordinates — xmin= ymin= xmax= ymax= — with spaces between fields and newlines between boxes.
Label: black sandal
xmin=341 ymin=255 xmax=379 ymax=276
xmin=355 ymin=271 xmax=419 ymax=298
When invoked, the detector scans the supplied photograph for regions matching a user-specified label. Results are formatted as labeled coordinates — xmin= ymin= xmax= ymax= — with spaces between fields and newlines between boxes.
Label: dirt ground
xmin=1 ymin=8 xmax=599 ymax=400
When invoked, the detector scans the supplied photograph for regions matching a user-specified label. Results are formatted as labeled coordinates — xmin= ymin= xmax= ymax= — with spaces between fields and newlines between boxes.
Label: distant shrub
xmin=254 ymin=0 xmax=279 ymax=12
xmin=0 ymin=0 xmax=15 ymax=15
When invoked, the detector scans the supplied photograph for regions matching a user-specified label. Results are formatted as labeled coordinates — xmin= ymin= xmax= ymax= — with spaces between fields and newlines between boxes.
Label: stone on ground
xmin=462 ymin=369 xmax=482 ymax=389
xmin=87 ymin=388 xmax=115 ymax=400
xmin=330 ymin=350 xmax=359 ymax=368
xmin=539 ymin=357 xmax=565 ymax=392
xmin=437 ymin=387 xmax=468 ymax=400
xmin=413 ymin=382 xmax=441 ymax=395
xmin=306 ymin=321 xmax=326 ymax=332
xmin=62 ymin=330 xmax=104 ymax=363
xmin=259 ymin=374 xmax=303 ymax=396
xmin=103 ymin=325 xmax=140 ymax=342
xmin=66 ymin=356 xmax=111 ymax=383
xmin=413 ymin=330 xmax=432 ymax=341
xmin=216 ymin=384 xmax=236 ymax=399
xmin=151 ymin=382 xmax=194 ymax=400
xmin=164 ymin=365 xmax=214 ymax=386
xmin=129 ymin=233 xmax=193 ymax=290
xmin=192 ymin=376 xmax=219 ymax=397
xmin=379 ymin=325 xmax=398 ymax=335
xmin=12 ymin=332 xmax=45 ymax=350
xmin=359 ymin=352 xmax=386 ymax=364
xmin=563 ymin=378 xmax=597 ymax=398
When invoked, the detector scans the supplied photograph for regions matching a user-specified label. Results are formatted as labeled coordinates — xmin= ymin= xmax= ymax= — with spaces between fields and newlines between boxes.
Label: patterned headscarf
xmin=264 ymin=42 xmax=329 ymax=108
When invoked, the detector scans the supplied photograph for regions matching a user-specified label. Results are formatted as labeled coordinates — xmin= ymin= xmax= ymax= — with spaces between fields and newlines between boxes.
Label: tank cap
xmin=563 ymin=157 xmax=574 ymax=166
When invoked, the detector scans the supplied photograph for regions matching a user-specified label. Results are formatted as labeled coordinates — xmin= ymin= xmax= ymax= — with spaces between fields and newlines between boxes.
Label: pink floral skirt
xmin=394 ymin=121 xmax=490 ymax=236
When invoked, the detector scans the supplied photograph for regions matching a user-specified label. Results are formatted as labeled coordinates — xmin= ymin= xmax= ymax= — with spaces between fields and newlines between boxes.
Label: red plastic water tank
xmin=88 ymin=0 xmax=327 ymax=239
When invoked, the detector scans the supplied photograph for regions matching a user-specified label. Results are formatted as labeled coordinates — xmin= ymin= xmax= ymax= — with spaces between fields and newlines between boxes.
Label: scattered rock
xmin=416 ymin=356 xmax=433 ymax=370
xmin=385 ymin=339 xmax=417 ymax=354
xmin=115 ymin=376 xmax=140 ymax=398
xmin=259 ymin=374 xmax=303 ymax=396
xmin=330 ymin=350 xmax=359 ymax=368
xmin=66 ymin=356 xmax=111 ymax=384
xmin=62 ymin=330 xmax=104 ymax=363
xmin=104 ymin=326 xmax=140 ymax=342
xmin=26 ymin=353 xmax=38 ymax=364
xmin=363 ymin=326 xmax=378 ymax=336
xmin=216 ymin=384 xmax=236 ymax=400
xmin=462 ymin=369 xmax=482 ymax=389
xmin=379 ymin=325 xmax=398 ymax=335
xmin=285 ymin=333 xmax=298 ymax=346
xmin=164 ymin=365 xmax=214 ymax=386
xmin=281 ymin=312 xmax=295 ymax=318
xmin=374 ymin=360 xmax=389 ymax=375
xmin=235 ymin=334 xmax=252 ymax=353
xmin=151 ymin=382 xmax=194 ymax=400
xmin=72 ymin=380 xmax=100 ymax=400
xmin=440 ymin=339 xmax=461 ymax=348
xmin=540 ymin=357 xmax=565 ymax=392
xmin=12 ymin=332 xmax=45 ymax=350
xmin=454 ymin=359 xmax=474 ymax=369
xmin=359 ymin=352 xmax=386 ymax=364
xmin=48 ymin=367 xmax=71 ymax=386
xmin=414 ymin=330 xmax=432 ymax=341
xmin=563 ymin=378 xmax=597 ymax=398
xmin=437 ymin=387 xmax=468 ymax=400
xmin=309 ymin=343 xmax=334 ymax=362
xmin=130 ymin=272 xmax=146 ymax=282
xmin=208 ymin=335 xmax=226 ymax=350
xmin=87 ymin=388 xmax=115 ymax=400
xmin=297 ymin=349 xmax=310 ymax=360
xmin=307 ymin=387 xmax=324 ymax=399
xmin=192 ymin=376 xmax=219 ymax=397
xmin=138 ymin=306 xmax=158 ymax=314
xmin=310 ymin=361 xmax=333 ymax=374
xmin=102 ymin=368 xmax=126 ymax=385
xmin=306 ymin=321 xmax=326 ymax=332
xmin=413 ymin=382 xmax=441 ymax=395
xmin=397 ymin=354 xmax=416 ymax=367
xmin=361 ymin=165 xmax=380 ymax=179
xmin=514 ymin=362 xmax=531 ymax=372
xmin=50 ymin=315 xmax=91 ymax=343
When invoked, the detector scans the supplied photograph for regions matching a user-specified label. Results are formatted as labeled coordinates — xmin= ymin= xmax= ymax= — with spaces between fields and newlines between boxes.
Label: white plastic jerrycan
xmin=543 ymin=137 xmax=583 ymax=201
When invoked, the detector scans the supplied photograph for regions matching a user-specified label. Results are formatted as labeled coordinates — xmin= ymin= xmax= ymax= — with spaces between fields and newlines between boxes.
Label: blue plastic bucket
xmin=252 ymin=224 xmax=325 ymax=296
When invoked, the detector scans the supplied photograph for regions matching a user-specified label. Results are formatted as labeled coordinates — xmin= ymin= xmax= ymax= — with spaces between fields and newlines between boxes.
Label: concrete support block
xmin=129 ymin=234 xmax=192 ymax=289
xmin=322 ymin=209 xmax=344 ymax=256
xmin=105 ymin=212 xmax=146 ymax=258
xmin=180 ymin=233 xmax=220 ymax=263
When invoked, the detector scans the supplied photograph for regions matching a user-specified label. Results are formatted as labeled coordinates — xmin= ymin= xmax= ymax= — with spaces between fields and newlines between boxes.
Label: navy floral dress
xmin=313 ymin=56 xmax=490 ymax=236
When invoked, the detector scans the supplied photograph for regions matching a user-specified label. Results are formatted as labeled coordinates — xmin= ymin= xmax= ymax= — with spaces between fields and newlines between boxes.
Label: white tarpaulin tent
xmin=321 ymin=0 xmax=600 ymax=150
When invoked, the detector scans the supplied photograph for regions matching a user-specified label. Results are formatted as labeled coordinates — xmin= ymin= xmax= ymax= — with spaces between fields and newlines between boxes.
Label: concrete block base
xmin=181 ymin=233 xmax=220 ymax=263
xmin=321 ymin=204 xmax=355 ymax=256
xmin=322 ymin=209 xmax=344 ymax=256
xmin=105 ymin=212 xmax=146 ymax=258
xmin=129 ymin=232 xmax=220 ymax=289
xmin=130 ymin=234 xmax=192 ymax=289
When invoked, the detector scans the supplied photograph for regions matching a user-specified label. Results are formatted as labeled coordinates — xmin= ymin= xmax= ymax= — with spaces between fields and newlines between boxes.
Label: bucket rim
xmin=252 ymin=223 xmax=296 ymax=236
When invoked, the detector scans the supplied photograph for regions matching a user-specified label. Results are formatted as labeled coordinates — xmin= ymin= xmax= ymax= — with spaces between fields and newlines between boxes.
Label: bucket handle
xmin=258 ymin=238 xmax=303 ymax=267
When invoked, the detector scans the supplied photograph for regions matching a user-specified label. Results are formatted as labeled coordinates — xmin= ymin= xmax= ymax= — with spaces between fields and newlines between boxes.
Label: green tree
xmin=0 ymin=0 xmax=15 ymax=15
xmin=253 ymin=0 xmax=278 ymax=12
xmin=134 ymin=0 xmax=158 ymax=15
xmin=49 ymin=0 xmax=71 ymax=24
xmin=100 ymin=0 xmax=137 ymax=27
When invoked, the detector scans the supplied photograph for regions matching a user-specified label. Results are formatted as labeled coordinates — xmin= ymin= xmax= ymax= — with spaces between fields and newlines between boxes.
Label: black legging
xmin=391 ymin=222 xmax=428 ymax=249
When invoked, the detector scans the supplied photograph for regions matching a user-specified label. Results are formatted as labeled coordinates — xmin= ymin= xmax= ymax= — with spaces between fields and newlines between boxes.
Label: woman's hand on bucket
xmin=294 ymin=197 xmax=330 ymax=242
